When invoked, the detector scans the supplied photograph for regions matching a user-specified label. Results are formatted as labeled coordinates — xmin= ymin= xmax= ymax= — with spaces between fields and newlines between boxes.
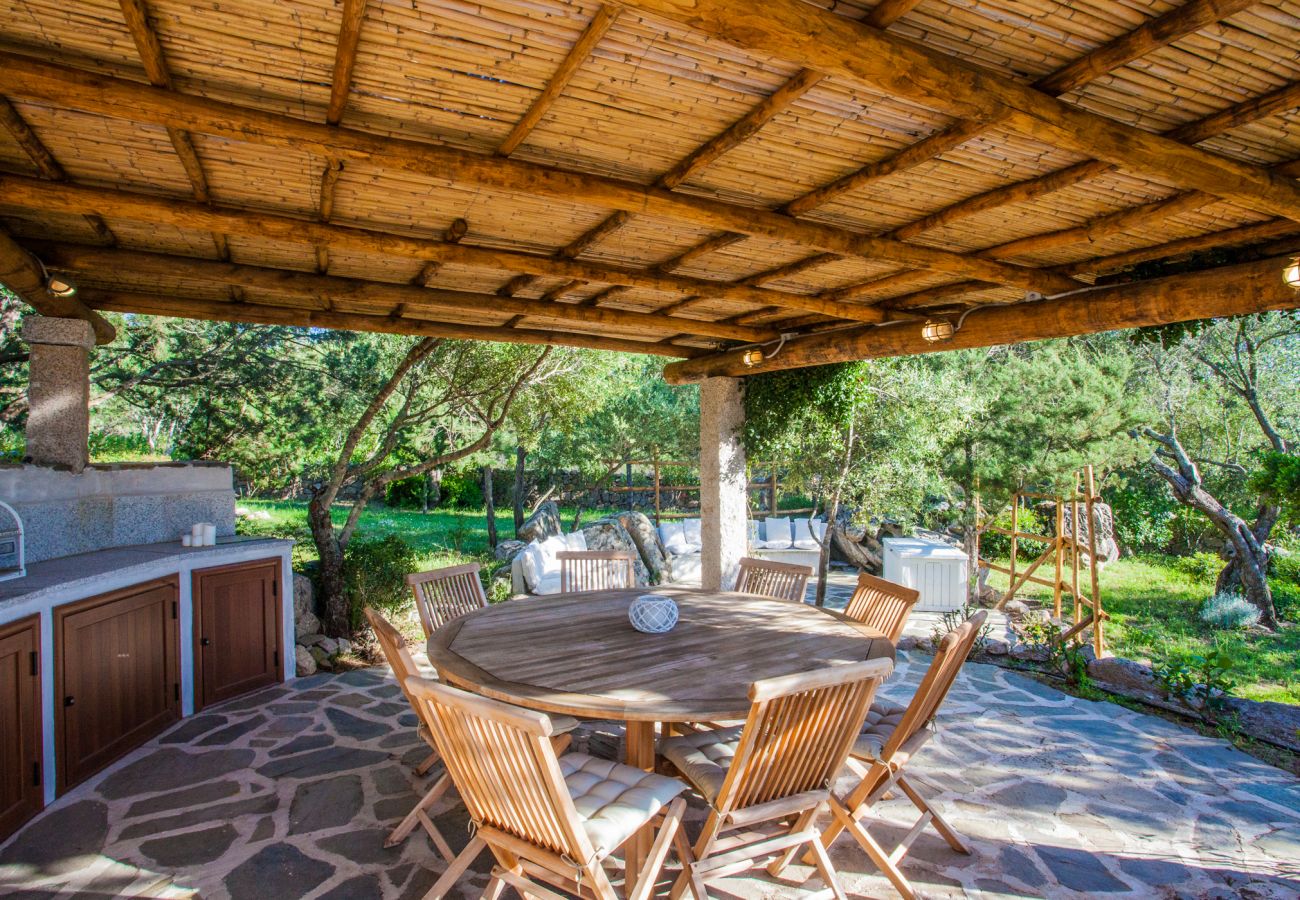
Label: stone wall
xmin=0 ymin=462 xmax=237 ymax=563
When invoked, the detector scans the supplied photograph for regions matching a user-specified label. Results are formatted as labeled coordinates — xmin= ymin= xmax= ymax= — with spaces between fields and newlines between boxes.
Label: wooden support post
xmin=1084 ymin=466 xmax=1103 ymax=658
xmin=1071 ymin=472 xmax=1082 ymax=626
xmin=652 ymin=458 xmax=661 ymax=526
xmin=1008 ymin=493 xmax=1019 ymax=605
xmin=1053 ymin=498 xmax=1065 ymax=619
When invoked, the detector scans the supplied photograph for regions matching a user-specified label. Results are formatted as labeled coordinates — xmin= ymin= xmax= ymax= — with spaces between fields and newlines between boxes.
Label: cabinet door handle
xmin=200 ymin=637 xmax=211 ymax=647
xmin=64 ymin=696 xmax=75 ymax=707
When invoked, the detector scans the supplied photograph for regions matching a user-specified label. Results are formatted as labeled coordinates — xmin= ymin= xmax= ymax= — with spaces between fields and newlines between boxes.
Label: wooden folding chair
xmin=558 ymin=549 xmax=637 ymax=592
xmin=843 ymin=572 xmax=921 ymax=643
xmin=406 ymin=676 xmax=692 ymax=900
xmin=406 ymin=562 xmax=488 ymax=639
xmin=817 ymin=611 xmax=987 ymax=900
xmin=363 ymin=607 xmax=456 ymax=860
xmin=660 ymin=657 xmax=894 ymax=900
xmin=734 ymin=556 xmax=812 ymax=603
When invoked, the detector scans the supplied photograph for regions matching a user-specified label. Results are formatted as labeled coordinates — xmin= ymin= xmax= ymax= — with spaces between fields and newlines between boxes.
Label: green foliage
xmin=384 ymin=474 xmax=429 ymax=510
xmin=979 ymin=506 xmax=1046 ymax=559
xmin=1200 ymin=592 xmax=1262 ymax=630
xmin=743 ymin=362 xmax=864 ymax=460
xmin=342 ymin=535 xmax=421 ymax=629
xmin=1153 ymin=644 xmax=1236 ymax=719
xmin=1176 ymin=552 xmax=1223 ymax=584
xmin=437 ymin=468 xmax=484 ymax=509
xmin=929 ymin=603 xmax=992 ymax=650
xmin=1105 ymin=472 xmax=1179 ymax=553
xmin=1251 ymin=451 xmax=1300 ymax=525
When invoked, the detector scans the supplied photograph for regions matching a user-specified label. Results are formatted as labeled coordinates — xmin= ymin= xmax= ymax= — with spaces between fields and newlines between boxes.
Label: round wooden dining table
xmin=426 ymin=585 xmax=895 ymax=886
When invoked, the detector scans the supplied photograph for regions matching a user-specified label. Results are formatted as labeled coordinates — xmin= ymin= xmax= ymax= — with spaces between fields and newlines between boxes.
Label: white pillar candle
xmin=181 ymin=534 xmax=192 ymax=547
xmin=202 ymin=523 xmax=217 ymax=546
xmin=191 ymin=523 xmax=204 ymax=545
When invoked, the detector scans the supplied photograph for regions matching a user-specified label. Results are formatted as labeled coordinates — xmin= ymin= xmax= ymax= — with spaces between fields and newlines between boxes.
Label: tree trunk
xmin=513 ymin=445 xmax=527 ymax=531
xmin=814 ymin=495 xmax=840 ymax=607
xmin=483 ymin=465 xmax=497 ymax=549
xmin=308 ymin=492 xmax=350 ymax=636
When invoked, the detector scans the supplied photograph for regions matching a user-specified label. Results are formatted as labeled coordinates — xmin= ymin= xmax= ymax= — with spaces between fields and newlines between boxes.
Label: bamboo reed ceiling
xmin=0 ymin=0 xmax=1296 ymax=361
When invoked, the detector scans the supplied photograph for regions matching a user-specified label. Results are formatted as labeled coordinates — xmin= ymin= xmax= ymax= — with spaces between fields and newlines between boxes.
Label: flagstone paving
xmin=2 ymin=642 xmax=1298 ymax=898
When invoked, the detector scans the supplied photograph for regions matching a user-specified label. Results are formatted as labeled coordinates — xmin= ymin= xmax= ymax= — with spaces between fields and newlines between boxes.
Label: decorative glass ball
xmin=629 ymin=593 xmax=679 ymax=634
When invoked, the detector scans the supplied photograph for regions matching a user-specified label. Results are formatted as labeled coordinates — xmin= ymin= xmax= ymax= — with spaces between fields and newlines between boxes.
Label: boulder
xmin=295 ymin=645 xmax=317 ymax=677
xmin=896 ymin=635 xmax=921 ymax=651
xmin=494 ymin=539 xmax=527 ymax=562
xmin=297 ymin=633 xmax=328 ymax=649
xmin=613 ymin=511 xmax=669 ymax=584
xmin=292 ymin=575 xmax=318 ymax=635
xmin=316 ymin=636 xmax=339 ymax=656
xmin=581 ymin=519 xmax=650 ymax=586
xmin=1003 ymin=599 xmax=1032 ymax=622
xmin=984 ymin=638 xmax=1010 ymax=656
xmin=1222 ymin=697 xmax=1300 ymax=752
xmin=518 ymin=501 xmax=562 ymax=545
xmin=1061 ymin=500 xmax=1120 ymax=566
xmin=1087 ymin=656 xmax=1158 ymax=695
xmin=308 ymin=646 xmax=334 ymax=670
xmin=337 ymin=638 xmax=352 ymax=656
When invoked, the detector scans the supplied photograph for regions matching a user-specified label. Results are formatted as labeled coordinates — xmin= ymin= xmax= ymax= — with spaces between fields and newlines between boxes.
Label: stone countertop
xmin=0 ymin=536 xmax=293 ymax=611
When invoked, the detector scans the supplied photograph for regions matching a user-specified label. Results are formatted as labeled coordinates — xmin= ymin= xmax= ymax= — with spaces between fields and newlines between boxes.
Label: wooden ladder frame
xmin=976 ymin=466 xmax=1107 ymax=658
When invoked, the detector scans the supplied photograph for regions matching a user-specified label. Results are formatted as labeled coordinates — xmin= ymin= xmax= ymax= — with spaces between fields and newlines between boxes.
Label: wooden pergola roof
xmin=0 ymin=0 xmax=1297 ymax=379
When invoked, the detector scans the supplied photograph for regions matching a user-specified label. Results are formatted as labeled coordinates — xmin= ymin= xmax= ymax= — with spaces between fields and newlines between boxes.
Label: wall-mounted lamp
xmin=921 ymin=318 xmax=955 ymax=342
xmin=45 ymin=273 xmax=77 ymax=298
xmin=1285 ymin=256 xmax=1300 ymax=290
xmin=740 ymin=348 xmax=764 ymax=367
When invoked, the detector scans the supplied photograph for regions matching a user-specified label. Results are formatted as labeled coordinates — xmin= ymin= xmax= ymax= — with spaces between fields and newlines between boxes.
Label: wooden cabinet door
xmin=0 ymin=616 xmax=41 ymax=843
xmin=56 ymin=579 xmax=180 ymax=794
xmin=193 ymin=560 xmax=282 ymax=711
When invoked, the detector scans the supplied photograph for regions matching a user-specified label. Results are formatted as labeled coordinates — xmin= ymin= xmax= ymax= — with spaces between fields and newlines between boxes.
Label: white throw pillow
xmin=661 ymin=521 xmax=691 ymax=556
xmin=563 ymin=531 xmax=587 ymax=552
xmin=540 ymin=535 xmax=567 ymax=574
xmin=683 ymin=518 xmax=702 ymax=550
xmin=762 ymin=517 xmax=792 ymax=549
xmin=521 ymin=539 xmax=548 ymax=592
xmin=792 ymin=518 xmax=822 ymax=550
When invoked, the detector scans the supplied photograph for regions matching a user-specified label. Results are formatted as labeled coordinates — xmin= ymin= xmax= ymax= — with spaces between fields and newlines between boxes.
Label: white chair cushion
xmin=659 ymin=725 xmax=744 ymax=804
xmin=760 ymin=517 xmax=792 ymax=549
xmin=558 ymin=752 xmax=686 ymax=858
xmin=662 ymin=521 xmax=691 ymax=555
xmin=564 ymin=531 xmax=587 ymax=551
xmin=853 ymin=701 xmax=913 ymax=762
xmin=533 ymin=571 xmax=563 ymax=595
xmin=682 ymin=518 xmax=702 ymax=551
xmin=520 ymin=540 xmax=548 ymax=593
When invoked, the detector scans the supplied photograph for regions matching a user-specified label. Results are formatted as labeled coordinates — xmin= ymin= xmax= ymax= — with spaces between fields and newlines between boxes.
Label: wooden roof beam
xmin=81 ymin=289 xmax=700 ymax=358
xmin=117 ymin=0 xmax=228 ymax=262
xmin=0 ymin=56 xmax=1074 ymax=295
xmin=36 ymin=243 xmax=773 ymax=343
xmin=614 ymin=0 xmax=1300 ymax=223
xmin=1058 ymin=218 xmax=1300 ymax=279
xmin=663 ymin=253 xmax=1300 ymax=382
xmin=0 ymin=175 xmax=879 ymax=322
xmin=412 ymin=218 xmax=469 ymax=287
xmin=497 ymin=6 xmax=618 ymax=157
xmin=0 ymin=96 xmax=116 ymax=246
xmin=327 ymin=0 xmax=368 ymax=126
xmin=0 ymin=231 xmax=115 ymax=342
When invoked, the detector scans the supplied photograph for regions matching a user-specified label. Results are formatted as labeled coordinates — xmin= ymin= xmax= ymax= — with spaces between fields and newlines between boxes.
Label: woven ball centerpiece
xmin=628 ymin=593 xmax=679 ymax=634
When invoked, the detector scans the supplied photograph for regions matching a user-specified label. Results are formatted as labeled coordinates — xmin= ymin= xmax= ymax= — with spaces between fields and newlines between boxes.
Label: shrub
xmin=439 ymin=468 xmax=484 ymax=509
xmin=1199 ymin=592 xmax=1262 ymax=630
xmin=978 ymin=505 xmax=1046 ymax=560
xmin=343 ymin=535 xmax=420 ymax=629
xmin=1176 ymin=551 xmax=1221 ymax=584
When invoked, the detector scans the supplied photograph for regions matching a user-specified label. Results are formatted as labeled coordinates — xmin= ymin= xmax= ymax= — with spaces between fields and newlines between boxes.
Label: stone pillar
xmin=700 ymin=376 xmax=747 ymax=591
xmin=21 ymin=316 xmax=94 ymax=473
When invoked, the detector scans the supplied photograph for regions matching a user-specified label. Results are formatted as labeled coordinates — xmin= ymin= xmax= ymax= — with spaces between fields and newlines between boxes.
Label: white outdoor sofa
xmin=509 ymin=515 xmax=827 ymax=595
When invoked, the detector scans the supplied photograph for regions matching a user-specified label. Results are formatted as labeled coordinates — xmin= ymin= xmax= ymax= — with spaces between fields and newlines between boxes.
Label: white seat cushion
xmin=558 ymin=752 xmax=686 ymax=858
xmin=533 ymin=571 xmax=563 ymax=595
xmin=563 ymin=531 xmax=587 ymax=551
xmin=659 ymin=725 xmax=744 ymax=804
xmin=852 ymin=701 xmax=917 ymax=762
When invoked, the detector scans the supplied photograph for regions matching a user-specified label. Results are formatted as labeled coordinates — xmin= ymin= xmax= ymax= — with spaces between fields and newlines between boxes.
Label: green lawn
xmin=985 ymin=554 xmax=1300 ymax=705
xmin=235 ymin=498 xmax=619 ymax=572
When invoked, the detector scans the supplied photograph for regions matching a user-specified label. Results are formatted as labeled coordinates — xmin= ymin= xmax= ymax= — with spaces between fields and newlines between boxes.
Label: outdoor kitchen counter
xmin=0 ymin=535 xmax=292 ymax=616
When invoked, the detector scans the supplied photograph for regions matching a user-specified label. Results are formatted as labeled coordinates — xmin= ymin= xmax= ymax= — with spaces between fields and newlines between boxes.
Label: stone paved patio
xmin=3 ymin=633 xmax=1298 ymax=900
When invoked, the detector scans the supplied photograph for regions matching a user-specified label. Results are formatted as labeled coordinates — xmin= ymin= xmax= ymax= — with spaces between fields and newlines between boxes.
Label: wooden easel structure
xmin=976 ymin=466 xmax=1107 ymax=658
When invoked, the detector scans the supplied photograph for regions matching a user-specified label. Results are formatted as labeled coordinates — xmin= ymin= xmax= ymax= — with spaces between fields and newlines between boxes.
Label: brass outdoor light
xmin=45 ymin=273 xmax=77 ymax=298
xmin=740 ymin=348 xmax=764 ymax=367
xmin=921 ymin=318 xmax=955 ymax=343
xmin=1285 ymin=256 xmax=1300 ymax=290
